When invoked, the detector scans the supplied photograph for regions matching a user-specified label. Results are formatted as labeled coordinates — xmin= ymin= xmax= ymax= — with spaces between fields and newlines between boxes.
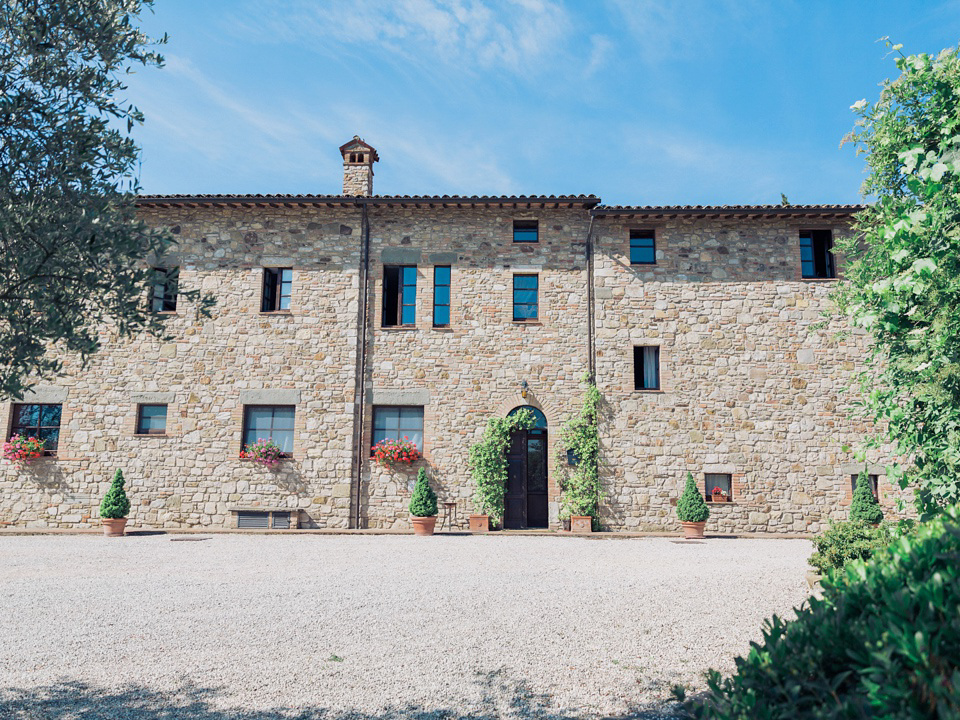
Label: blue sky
xmin=126 ymin=1 xmax=960 ymax=205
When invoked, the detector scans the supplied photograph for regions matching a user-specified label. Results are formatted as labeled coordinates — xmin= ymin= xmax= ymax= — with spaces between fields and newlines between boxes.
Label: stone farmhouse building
xmin=0 ymin=136 xmax=897 ymax=533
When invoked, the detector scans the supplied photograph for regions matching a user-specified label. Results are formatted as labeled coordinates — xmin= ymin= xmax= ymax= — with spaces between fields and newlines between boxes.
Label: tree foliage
xmin=676 ymin=471 xmax=709 ymax=523
xmin=0 ymin=0 xmax=210 ymax=400
xmin=686 ymin=508 xmax=960 ymax=719
xmin=556 ymin=374 xmax=603 ymax=526
xmin=99 ymin=468 xmax=130 ymax=519
xmin=837 ymin=41 xmax=960 ymax=518
xmin=468 ymin=408 xmax=534 ymax=524
xmin=409 ymin=467 xmax=438 ymax=518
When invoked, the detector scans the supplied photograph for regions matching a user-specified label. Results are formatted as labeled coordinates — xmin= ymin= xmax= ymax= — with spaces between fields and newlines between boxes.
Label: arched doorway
xmin=505 ymin=406 xmax=548 ymax=529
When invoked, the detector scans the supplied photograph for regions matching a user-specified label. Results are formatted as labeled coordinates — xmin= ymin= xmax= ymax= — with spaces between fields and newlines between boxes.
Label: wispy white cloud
xmin=229 ymin=0 xmax=598 ymax=78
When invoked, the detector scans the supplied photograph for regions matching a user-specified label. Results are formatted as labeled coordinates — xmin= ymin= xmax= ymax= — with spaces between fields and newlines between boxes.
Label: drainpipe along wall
xmin=351 ymin=202 xmax=371 ymax=528
xmin=585 ymin=213 xmax=597 ymax=381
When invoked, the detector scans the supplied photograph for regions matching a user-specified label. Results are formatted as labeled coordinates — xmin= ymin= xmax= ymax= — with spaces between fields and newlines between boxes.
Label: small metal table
xmin=438 ymin=501 xmax=459 ymax=531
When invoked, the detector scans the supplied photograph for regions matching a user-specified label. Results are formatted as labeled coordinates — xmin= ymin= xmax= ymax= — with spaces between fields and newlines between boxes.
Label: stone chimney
xmin=339 ymin=135 xmax=379 ymax=196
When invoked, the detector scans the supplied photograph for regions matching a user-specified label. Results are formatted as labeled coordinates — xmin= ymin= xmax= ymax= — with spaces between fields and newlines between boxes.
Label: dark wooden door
xmin=504 ymin=428 xmax=549 ymax=529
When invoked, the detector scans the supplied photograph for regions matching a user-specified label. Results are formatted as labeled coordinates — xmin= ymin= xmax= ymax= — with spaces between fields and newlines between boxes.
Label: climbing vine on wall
xmin=556 ymin=374 xmax=603 ymax=527
xmin=468 ymin=408 xmax=534 ymax=524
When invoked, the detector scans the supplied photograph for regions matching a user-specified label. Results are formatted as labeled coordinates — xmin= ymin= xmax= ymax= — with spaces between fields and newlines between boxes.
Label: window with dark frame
xmin=433 ymin=266 xmax=451 ymax=327
xmin=800 ymin=229 xmax=836 ymax=279
xmin=372 ymin=406 xmax=424 ymax=451
xmin=705 ymin=473 xmax=733 ymax=501
xmin=513 ymin=219 xmax=539 ymax=243
xmin=383 ymin=266 xmax=417 ymax=326
xmin=633 ymin=346 xmax=660 ymax=390
xmin=136 ymin=404 xmax=168 ymax=435
xmin=10 ymin=403 xmax=61 ymax=454
xmin=242 ymin=405 xmax=295 ymax=455
xmin=629 ymin=229 xmax=656 ymax=264
xmin=151 ymin=267 xmax=178 ymax=312
xmin=851 ymin=474 xmax=880 ymax=499
xmin=261 ymin=268 xmax=293 ymax=312
xmin=513 ymin=274 xmax=539 ymax=321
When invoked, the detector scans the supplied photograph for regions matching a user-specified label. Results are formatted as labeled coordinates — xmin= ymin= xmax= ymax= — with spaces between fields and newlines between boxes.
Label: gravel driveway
xmin=0 ymin=534 xmax=812 ymax=719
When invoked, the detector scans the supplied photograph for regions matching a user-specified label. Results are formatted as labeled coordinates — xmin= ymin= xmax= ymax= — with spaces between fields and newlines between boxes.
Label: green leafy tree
xmin=838 ymin=41 xmax=960 ymax=518
xmin=99 ymin=468 xmax=130 ymax=519
xmin=677 ymin=472 xmax=709 ymax=523
xmin=849 ymin=472 xmax=884 ymax=524
xmin=0 ymin=0 xmax=211 ymax=400
xmin=556 ymin=374 xmax=603 ymax=527
xmin=468 ymin=408 xmax=534 ymax=524
xmin=408 ymin=467 xmax=438 ymax=518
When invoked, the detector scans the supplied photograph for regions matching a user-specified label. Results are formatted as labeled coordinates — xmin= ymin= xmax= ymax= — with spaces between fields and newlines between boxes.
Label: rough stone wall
xmin=359 ymin=206 xmax=592 ymax=528
xmin=0 ymin=206 xmax=363 ymax=528
xmin=593 ymin=217 xmax=906 ymax=533
xmin=0 ymin=203 xmax=908 ymax=533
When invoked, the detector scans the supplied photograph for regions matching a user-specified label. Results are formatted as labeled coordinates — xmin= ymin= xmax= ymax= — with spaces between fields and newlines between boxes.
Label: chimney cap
xmin=339 ymin=135 xmax=379 ymax=163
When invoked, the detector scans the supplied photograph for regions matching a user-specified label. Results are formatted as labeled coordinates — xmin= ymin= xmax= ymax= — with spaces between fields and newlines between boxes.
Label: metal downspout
xmin=353 ymin=202 xmax=371 ymax=528
xmin=585 ymin=213 xmax=597 ymax=381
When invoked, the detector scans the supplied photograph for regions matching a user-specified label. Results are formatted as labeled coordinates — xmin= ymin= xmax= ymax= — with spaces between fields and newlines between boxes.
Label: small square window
xmin=242 ymin=405 xmax=295 ymax=455
xmin=383 ymin=266 xmax=417 ymax=327
xmin=151 ymin=267 xmax=178 ymax=312
xmin=851 ymin=474 xmax=879 ymax=499
xmin=10 ymin=403 xmax=61 ymax=454
xmin=136 ymin=404 xmax=168 ymax=435
xmin=633 ymin=346 xmax=660 ymax=390
xmin=629 ymin=229 xmax=656 ymax=265
xmin=800 ymin=230 xmax=835 ymax=279
xmin=262 ymin=268 xmax=293 ymax=312
xmin=513 ymin=220 xmax=539 ymax=243
xmin=372 ymin=406 xmax=424 ymax=452
xmin=705 ymin=473 xmax=732 ymax=501
xmin=513 ymin=274 xmax=539 ymax=321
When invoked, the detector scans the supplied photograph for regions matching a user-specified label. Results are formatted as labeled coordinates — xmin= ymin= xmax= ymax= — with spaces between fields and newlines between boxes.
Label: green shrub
xmin=850 ymin=471 xmax=884 ymax=524
xmin=808 ymin=519 xmax=899 ymax=574
xmin=468 ymin=409 xmax=534 ymax=523
xmin=687 ymin=507 xmax=960 ymax=719
xmin=99 ymin=468 xmax=130 ymax=519
xmin=409 ymin=467 xmax=438 ymax=518
xmin=677 ymin=472 xmax=709 ymax=523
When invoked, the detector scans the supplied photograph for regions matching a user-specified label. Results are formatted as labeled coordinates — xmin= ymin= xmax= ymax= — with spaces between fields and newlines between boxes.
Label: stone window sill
xmin=260 ymin=310 xmax=292 ymax=316
xmin=133 ymin=433 xmax=172 ymax=438
xmin=380 ymin=326 xmax=417 ymax=332
xmin=633 ymin=389 xmax=664 ymax=394
xmin=512 ymin=321 xmax=543 ymax=326
xmin=799 ymin=277 xmax=838 ymax=283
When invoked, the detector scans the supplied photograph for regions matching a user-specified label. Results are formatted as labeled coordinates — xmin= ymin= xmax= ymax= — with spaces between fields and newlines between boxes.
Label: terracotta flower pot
xmin=469 ymin=514 xmax=489 ymax=533
xmin=571 ymin=515 xmax=593 ymax=534
xmin=411 ymin=516 xmax=437 ymax=536
xmin=681 ymin=521 xmax=706 ymax=539
xmin=102 ymin=518 xmax=128 ymax=537
xmin=712 ymin=494 xmax=727 ymax=503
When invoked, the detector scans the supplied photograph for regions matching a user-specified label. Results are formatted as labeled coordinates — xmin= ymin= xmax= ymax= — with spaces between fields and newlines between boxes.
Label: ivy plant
xmin=556 ymin=375 xmax=603 ymax=528
xmin=468 ymin=408 xmax=534 ymax=525
xmin=837 ymin=41 xmax=960 ymax=519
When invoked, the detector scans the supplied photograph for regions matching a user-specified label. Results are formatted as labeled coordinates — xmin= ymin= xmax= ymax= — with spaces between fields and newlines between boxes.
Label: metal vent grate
xmin=237 ymin=511 xmax=270 ymax=529
xmin=272 ymin=512 xmax=290 ymax=529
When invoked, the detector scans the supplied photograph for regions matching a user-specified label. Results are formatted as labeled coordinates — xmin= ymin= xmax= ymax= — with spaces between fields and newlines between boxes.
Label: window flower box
xmin=240 ymin=438 xmax=287 ymax=466
xmin=372 ymin=437 xmax=420 ymax=468
xmin=711 ymin=487 xmax=730 ymax=503
xmin=2 ymin=435 xmax=46 ymax=464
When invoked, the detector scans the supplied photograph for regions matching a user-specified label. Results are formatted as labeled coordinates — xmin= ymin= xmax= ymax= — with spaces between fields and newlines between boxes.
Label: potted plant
xmin=677 ymin=472 xmax=709 ymax=539
xmin=373 ymin=437 xmax=421 ymax=468
xmin=468 ymin=409 xmax=535 ymax=532
xmin=409 ymin=467 xmax=438 ymax=535
xmin=850 ymin=471 xmax=883 ymax=525
xmin=2 ymin=434 xmax=45 ymax=464
xmin=99 ymin=468 xmax=131 ymax=537
xmin=557 ymin=376 xmax=604 ymax=533
xmin=240 ymin=438 xmax=286 ymax=466
xmin=711 ymin=486 xmax=729 ymax=503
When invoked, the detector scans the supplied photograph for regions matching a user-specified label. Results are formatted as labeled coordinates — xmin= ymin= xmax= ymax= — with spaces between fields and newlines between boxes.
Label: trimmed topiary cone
xmin=99 ymin=469 xmax=131 ymax=537
xmin=677 ymin=472 xmax=710 ymax=538
xmin=409 ymin=468 xmax=438 ymax=535
xmin=850 ymin=471 xmax=883 ymax=524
